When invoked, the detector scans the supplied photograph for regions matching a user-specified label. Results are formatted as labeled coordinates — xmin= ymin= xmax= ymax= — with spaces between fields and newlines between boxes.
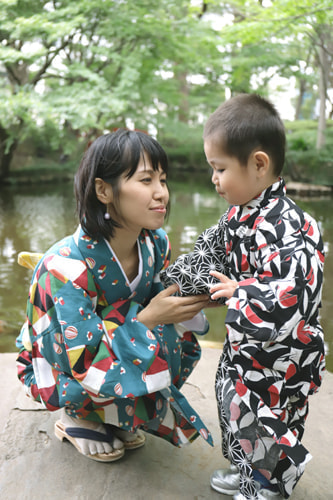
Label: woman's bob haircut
xmin=74 ymin=129 xmax=170 ymax=240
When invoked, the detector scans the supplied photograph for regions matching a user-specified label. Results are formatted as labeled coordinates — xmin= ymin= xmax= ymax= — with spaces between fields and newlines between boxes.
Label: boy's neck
xmin=241 ymin=176 xmax=280 ymax=208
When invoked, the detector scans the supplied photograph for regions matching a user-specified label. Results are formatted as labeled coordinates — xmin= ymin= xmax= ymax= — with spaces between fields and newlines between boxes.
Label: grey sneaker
xmin=257 ymin=488 xmax=284 ymax=499
xmin=233 ymin=486 xmax=284 ymax=500
xmin=210 ymin=464 xmax=240 ymax=495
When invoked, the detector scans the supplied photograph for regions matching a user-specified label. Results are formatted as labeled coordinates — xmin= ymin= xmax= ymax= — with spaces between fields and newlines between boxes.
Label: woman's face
xmin=110 ymin=154 xmax=169 ymax=235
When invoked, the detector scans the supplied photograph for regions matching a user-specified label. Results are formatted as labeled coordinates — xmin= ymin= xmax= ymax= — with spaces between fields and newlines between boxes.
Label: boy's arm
xmin=160 ymin=212 xmax=229 ymax=301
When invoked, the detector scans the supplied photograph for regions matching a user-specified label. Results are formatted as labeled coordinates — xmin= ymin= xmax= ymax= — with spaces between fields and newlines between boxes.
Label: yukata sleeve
xmin=160 ymin=212 xmax=229 ymax=303
xmin=226 ymin=206 xmax=325 ymax=344
xmin=150 ymin=228 xmax=209 ymax=336
xmin=16 ymin=342 xmax=42 ymax=403
xmin=149 ymin=234 xmax=208 ymax=387
xmin=32 ymin=254 xmax=172 ymax=402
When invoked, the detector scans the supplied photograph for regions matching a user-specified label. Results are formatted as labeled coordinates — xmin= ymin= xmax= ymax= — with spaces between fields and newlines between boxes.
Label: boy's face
xmin=204 ymin=137 xmax=267 ymax=207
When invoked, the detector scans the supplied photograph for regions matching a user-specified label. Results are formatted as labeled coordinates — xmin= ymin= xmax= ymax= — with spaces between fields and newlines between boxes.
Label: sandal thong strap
xmin=65 ymin=425 xmax=115 ymax=443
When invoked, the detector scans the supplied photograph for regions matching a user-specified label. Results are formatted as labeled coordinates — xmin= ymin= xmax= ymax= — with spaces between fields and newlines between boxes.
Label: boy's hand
xmin=209 ymin=271 xmax=238 ymax=301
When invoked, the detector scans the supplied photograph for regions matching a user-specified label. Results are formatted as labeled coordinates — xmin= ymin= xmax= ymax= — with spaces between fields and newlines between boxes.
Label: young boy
xmin=160 ymin=94 xmax=325 ymax=499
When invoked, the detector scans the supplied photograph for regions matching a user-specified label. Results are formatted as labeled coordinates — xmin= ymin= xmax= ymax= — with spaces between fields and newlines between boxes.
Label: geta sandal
xmin=54 ymin=420 xmax=125 ymax=462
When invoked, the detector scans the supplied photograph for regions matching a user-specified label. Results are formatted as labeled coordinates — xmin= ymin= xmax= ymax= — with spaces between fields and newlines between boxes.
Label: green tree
xmin=0 ymin=0 xmax=221 ymax=179
xmin=204 ymin=0 xmax=333 ymax=146
xmin=1 ymin=0 xmax=333 ymax=181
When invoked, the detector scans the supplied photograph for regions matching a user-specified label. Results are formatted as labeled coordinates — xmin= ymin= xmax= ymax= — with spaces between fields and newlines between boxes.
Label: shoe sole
xmin=210 ymin=483 xmax=239 ymax=495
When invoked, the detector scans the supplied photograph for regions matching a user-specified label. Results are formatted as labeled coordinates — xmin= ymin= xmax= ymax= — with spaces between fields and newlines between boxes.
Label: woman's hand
xmin=137 ymin=284 xmax=210 ymax=330
xmin=209 ymin=271 xmax=238 ymax=302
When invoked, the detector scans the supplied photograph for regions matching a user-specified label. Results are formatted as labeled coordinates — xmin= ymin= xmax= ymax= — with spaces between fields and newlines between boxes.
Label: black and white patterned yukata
xmin=161 ymin=178 xmax=325 ymax=499
xmin=160 ymin=212 xmax=229 ymax=303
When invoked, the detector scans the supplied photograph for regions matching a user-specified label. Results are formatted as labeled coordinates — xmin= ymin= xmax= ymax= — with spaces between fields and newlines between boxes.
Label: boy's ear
xmin=95 ymin=178 xmax=113 ymax=204
xmin=253 ymin=151 xmax=270 ymax=177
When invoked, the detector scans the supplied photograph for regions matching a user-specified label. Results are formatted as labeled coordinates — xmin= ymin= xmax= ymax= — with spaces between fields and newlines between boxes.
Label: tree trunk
xmin=178 ymin=70 xmax=189 ymax=123
xmin=0 ymin=127 xmax=18 ymax=181
xmin=316 ymin=35 xmax=328 ymax=149
xmin=294 ymin=78 xmax=306 ymax=120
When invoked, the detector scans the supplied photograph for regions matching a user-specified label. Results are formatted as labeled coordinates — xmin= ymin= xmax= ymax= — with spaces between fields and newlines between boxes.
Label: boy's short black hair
xmin=74 ymin=129 xmax=169 ymax=240
xmin=203 ymin=94 xmax=286 ymax=176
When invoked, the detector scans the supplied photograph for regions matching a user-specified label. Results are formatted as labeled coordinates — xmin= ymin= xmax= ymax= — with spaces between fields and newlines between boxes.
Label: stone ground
xmin=0 ymin=348 xmax=332 ymax=500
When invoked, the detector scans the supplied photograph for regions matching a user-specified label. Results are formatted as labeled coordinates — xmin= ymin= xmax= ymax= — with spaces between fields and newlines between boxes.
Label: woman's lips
xmin=151 ymin=206 xmax=166 ymax=213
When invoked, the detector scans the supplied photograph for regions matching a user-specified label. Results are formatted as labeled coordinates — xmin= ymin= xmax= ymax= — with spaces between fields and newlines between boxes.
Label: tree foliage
xmin=205 ymin=0 xmax=333 ymax=145
xmin=0 ymin=0 xmax=332 ymax=179
xmin=0 ymin=0 xmax=223 ymax=177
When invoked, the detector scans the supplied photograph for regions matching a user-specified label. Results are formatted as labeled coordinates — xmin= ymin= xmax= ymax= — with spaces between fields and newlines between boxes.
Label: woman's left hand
xmin=137 ymin=284 xmax=210 ymax=330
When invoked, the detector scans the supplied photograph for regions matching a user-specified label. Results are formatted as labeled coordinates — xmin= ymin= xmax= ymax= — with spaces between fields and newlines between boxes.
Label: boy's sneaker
xmin=257 ymin=488 xmax=284 ymax=499
xmin=210 ymin=464 xmax=240 ymax=494
xmin=233 ymin=486 xmax=284 ymax=499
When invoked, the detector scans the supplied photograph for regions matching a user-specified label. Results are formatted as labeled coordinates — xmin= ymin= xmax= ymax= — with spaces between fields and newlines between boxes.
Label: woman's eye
xmin=141 ymin=177 xmax=152 ymax=183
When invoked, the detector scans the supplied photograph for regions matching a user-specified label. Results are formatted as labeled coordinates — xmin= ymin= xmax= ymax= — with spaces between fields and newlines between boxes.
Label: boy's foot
xmin=210 ymin=464 xmax=240 ymax=494
xmin=54 ymin=411 xmax=125 ymax=462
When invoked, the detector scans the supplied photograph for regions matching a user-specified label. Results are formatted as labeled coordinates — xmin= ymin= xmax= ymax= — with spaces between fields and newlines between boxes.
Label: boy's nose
xmin=211 ymin=171 xmax=218 ymax=185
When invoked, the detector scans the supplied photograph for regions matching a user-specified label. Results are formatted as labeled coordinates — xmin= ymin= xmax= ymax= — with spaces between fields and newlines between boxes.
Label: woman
xmin=16 ymin=129 xmax=212 ymax=462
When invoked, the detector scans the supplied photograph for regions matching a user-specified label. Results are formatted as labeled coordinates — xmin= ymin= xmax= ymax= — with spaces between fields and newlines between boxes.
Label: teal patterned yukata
xmin=16 ymin=226 xmax=213 ymax=447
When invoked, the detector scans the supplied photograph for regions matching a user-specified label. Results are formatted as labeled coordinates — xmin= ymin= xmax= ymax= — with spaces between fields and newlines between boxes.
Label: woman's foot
xmin=111 ymin=426 xmax=146 ymax=449
xmin=54 ymin=410 xmax=125 ymax=462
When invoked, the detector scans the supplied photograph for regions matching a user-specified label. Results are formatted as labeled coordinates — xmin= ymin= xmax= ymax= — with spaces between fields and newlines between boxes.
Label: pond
xmin=0 ymin=178 xmax=332 ymax=373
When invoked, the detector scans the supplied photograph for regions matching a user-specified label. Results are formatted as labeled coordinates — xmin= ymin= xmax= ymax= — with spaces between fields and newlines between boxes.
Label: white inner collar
xmin=104 ymin=239 xmax=143 ymax=292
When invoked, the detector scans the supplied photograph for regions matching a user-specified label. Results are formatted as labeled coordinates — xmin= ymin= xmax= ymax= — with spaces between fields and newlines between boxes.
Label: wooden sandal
xmin=54 ymin=420 xmax=125 ymax=462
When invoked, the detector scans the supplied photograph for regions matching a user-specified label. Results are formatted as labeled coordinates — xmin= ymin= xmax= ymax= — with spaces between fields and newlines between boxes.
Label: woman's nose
xmin=154 ymin=181 xmax=167 ymax=198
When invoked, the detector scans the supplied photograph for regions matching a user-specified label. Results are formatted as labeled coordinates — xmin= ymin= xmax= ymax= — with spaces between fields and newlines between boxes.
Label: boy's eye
xmin=210 ymin=166 xmax=224 ymax=174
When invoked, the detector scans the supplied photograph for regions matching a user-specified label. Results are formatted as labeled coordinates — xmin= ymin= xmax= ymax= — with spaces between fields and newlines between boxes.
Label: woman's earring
xmin=104 ymin=212 xmax=111 ymax=220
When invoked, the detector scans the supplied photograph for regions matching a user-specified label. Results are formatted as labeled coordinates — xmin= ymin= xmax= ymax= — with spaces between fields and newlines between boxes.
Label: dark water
xmin=1 ymin=179 xmax=332 ymax=372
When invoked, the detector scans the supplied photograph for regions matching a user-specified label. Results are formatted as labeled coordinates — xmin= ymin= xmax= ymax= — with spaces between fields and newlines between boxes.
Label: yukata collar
xmin=229 ymin=177 xmax=286 ymax=223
